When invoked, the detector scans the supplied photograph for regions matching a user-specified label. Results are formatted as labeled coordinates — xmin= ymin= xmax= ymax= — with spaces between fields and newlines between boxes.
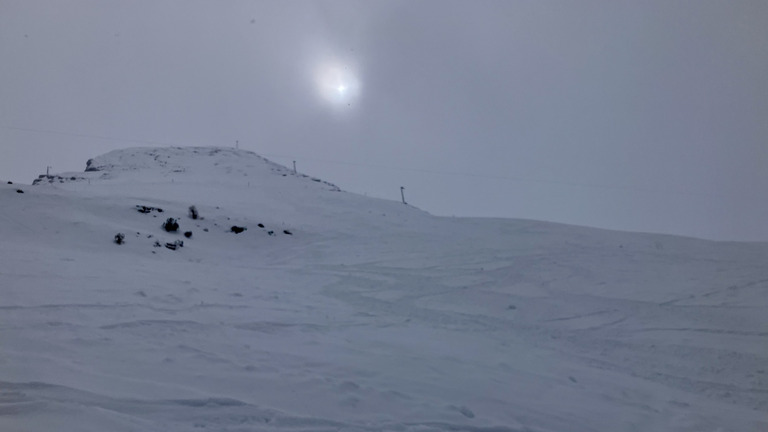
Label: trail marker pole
xmin=293 ymin=161 xmax=297 ymax=174
xmin=235 ymin=140 xmax=239 ymax=149
xmin=46 ymin=166 xmax=51 ymax=176
xmin=400 ymin=186 xmax=406 ymax=205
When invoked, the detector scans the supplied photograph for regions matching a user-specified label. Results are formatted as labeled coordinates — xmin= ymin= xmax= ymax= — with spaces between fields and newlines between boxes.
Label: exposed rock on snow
xmin=85 ymin=158 xmax=98 ymax=171
xmin=162 ymin=218 xmax=179 ymax=232
xmin=136 ymin=205 xmax=163 ymax=214
xmin=165 ymin=240 xmax=184 ymax=250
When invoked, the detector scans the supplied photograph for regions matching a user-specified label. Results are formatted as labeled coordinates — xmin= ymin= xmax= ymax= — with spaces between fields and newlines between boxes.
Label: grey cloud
xmin=1 ymin=0 xmax=766 ymax=240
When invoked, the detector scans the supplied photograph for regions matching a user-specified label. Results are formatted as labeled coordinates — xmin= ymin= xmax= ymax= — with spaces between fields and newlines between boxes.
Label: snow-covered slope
xmin=2 ymin=147 xmax=767 ymax=432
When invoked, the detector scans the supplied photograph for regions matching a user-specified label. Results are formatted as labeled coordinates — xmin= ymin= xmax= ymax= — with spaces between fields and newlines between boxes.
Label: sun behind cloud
xmin=314 ymin=62 xmax=360 ymax=108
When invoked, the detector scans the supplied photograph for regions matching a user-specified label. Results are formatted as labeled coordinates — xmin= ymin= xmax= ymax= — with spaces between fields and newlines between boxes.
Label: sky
xmin=1 ymin=0 xmax=767 ymax=241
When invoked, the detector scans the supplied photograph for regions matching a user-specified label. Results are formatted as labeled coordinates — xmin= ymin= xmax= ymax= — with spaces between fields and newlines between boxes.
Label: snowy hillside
xmin=2 ymin=147 xmax=767 ymax=432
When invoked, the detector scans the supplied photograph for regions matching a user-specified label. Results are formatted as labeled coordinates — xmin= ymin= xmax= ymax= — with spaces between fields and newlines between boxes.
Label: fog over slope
xmin=1 ymin=147 xmax=767 ymax=432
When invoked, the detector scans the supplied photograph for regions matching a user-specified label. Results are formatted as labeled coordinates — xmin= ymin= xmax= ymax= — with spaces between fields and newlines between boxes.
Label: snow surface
xmin=1 ymin=146 xmax=767 ymax=432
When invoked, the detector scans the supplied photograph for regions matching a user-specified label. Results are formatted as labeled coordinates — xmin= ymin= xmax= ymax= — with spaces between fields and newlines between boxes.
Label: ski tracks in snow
xmin=0 ymin=380 xmax=533 ymax=432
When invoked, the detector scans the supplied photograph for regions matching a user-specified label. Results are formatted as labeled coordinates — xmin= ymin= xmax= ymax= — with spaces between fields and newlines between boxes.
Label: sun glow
xmin=314 ymin=62 xmax=360 ymax=107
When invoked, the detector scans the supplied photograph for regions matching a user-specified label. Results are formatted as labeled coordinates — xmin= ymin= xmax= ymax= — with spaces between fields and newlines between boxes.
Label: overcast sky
xmin=2 ymin=1 xmax=767 ymax=241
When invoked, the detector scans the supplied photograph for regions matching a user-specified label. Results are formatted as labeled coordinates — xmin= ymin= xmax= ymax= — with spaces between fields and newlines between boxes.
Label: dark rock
xmin=283 ymin=230 xmax=292 ymax=235
xmin=135 ymin=204 xmax=164 ymax=214
xmin=203 ymin=228 xmax=209 ymax=232
xmin=184 ymin=231 xmax=192 ymax=238
xmin=85 ymin=158 xmax=99 ymax=171
xmin=7 ymin=181 xmax=12 ymax=184
xmin=16 ymin=189 xmax=24 ymax=194
xmin=231 ymin=225 xmax=246 ymax=234
xmin=267 ymin=230 xmax=275 ymax=236
xmin=162 ymin=218 xmax=179 ymax=232
xmin=257 ymin=223 xmax=265 ymax=228
xmin=153 ymin=241 xmax=161 ymax=247
xmin=165 ymin=240 xmax=184 ymax=250
xmin=189 ymin=206 xmax=198 ymax=220
xmin=114 ymin=233 xmax=125 ymax=244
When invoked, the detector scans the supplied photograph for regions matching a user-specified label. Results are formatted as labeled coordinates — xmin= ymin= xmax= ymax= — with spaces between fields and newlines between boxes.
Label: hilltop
xmin=1 ymin=147 xmax=767 ymax=432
